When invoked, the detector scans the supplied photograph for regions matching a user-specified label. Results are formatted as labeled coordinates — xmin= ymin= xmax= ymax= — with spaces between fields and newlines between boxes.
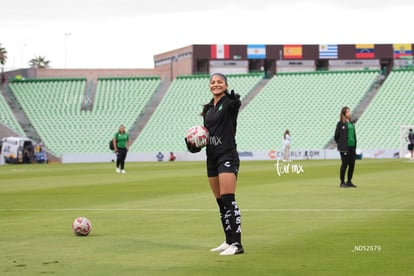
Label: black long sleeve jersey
xmin=203 ymin=94 xmax=241 ymax=158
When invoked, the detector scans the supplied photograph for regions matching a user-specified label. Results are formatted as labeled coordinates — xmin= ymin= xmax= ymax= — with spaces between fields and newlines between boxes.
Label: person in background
xmin=282 ymin=129 xmax=291 ymax=162
xmin=407 ymin=128 xmax=414 ymax=160
xmin=113 ymin=124 xmax=130 ymax=174
xmin=334 ymin=106 xmax=358 ymax=188
xmin=34 ymin=143 xmax=41 ymax=154
xmin=0 ymin=140 xmax=4 ymax=166
xmin=185 ymin=73 xmax=244 ymax=256
xmin=157 ymin=152 xmax=164 ymax=161
xmin=169 ymin=152 xmax=176 ymax=161
xmin=23 ymin=145 xmax=32 ymax=164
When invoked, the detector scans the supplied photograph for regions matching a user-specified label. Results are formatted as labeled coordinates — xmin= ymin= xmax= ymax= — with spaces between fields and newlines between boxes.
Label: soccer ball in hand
xmin=186 ymin=125 xmax=209 ymax=148
xmin=72 ymin=217 xmax=92 ymax=236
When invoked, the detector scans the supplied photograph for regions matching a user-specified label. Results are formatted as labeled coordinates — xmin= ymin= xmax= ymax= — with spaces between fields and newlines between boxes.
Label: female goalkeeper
xmin=185 ymin=73 xmax=244 ymax=256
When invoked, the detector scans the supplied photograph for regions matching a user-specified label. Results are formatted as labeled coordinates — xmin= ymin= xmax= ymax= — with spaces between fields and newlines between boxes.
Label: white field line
xmin=0 ymin=208 xmax=413 ymax=212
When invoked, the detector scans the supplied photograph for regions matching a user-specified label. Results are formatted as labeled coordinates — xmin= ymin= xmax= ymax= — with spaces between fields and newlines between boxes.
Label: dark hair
xmin=118 ymin=124 xmax=125 ymax=133
xmin=340 ymin=106 xmax=350 ymax=122
xmin=201 ymin=73 xmax=229 ymax=116
xmin=210 ymin=73 xmax=228 ymax=85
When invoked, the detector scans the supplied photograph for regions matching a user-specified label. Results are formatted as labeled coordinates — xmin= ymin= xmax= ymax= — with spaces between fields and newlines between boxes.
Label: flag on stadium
xmin=355 ymin=44 xmax=375 ymax=59
xmin=210 ymin=44 xmax=230 ymax=59
xmin=393 ymin=44 xmax=412 ymax=58
xmin=247 ymin=44 xmax=266 ymax=59
xmin=319 ymin=44 xmax=338 ymax=59
xmin=283 ymin=45 xmax=302 ymax=59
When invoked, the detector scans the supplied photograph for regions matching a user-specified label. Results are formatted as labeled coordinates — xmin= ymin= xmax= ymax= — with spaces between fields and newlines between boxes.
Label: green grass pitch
xmin=1 ymin=159 xmax=413 ymax=275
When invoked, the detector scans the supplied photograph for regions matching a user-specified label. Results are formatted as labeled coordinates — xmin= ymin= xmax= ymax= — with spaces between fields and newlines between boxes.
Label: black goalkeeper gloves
xmin=229 ymin=89 xmax=240 ymax=100
xmin=227 ymin=90 xmax=241 ymax=109
xmin=185 ymin=138 xmax=201 ymax=153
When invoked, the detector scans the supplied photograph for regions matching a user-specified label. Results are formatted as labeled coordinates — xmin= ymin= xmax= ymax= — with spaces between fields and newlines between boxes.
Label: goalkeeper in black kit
xmin=185 ymin=73 xmax=244 ymax=255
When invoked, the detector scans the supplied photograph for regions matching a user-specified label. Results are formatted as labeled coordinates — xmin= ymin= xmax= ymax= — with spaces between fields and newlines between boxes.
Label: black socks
xmin=216 ymin=198 xmax=232 ymax=244
xmin=220 ymin=193 xmax=242 ymax=245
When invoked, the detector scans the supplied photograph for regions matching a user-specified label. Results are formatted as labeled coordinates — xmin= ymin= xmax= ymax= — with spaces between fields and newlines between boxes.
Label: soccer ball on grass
xmin=72 ymin=217 xmax=92 ymax=236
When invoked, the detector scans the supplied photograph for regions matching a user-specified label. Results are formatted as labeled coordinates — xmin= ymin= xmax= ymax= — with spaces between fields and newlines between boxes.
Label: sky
xmin=1 ymin=0 xmax=413 ymax=70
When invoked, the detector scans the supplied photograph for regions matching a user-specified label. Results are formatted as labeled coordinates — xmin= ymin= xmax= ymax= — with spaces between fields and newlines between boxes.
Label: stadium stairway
xmin=128 ymin=80 xmax=171 ymax=143
xmin=0 ymin=84 xmax=25 ymax=136
xmin=81 ymin=79 xmax=95 ymax=111
xmin=355 ymin=68 xmax=414 ymax=150
xmin=0 ymin=83 xmax=62 ymax=163
xmin=1 ymin=83 xmax=40 ymax=141
xmin=0 ymin=123 xmax=21 ymax=138
xmin=236 ymin=70 xmax=381 ymax=151
xmin=239 ymin=78 xmax=270 ymax=110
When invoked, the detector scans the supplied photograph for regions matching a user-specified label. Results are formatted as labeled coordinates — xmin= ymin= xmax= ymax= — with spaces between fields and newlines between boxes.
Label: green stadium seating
xmin=356 ymin=69 xmax=414 ymax=150
xmin=9 ymin=77 xmax=160 ymax=156
xmin=6 ymin=69 xmax=412 ymax=157
xmin=236 ymin=70 xmax=380 ymax=151
xmin=131 ymin=73 xmax=263 ymax=152
xmin=0 ymin=92 xmax=26 ymax=136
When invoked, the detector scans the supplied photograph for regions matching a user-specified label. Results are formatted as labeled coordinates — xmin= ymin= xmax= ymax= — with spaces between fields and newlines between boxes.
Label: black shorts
xmin=408 ymin=144 xmax=414 ymax=151
xmin=206 ymin=150 xmax=240 ymax=177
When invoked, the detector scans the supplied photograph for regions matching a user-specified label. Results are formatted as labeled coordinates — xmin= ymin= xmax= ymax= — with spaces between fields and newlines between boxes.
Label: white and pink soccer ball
xmin=186 ymin=125 xmax=209 ymax=148
xmin=72 ymin=217 xmax=92 ymax=236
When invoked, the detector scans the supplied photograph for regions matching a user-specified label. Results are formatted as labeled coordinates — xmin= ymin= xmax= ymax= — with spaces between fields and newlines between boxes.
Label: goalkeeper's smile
xmin=210 ymin=75 xmax=227 ymax=99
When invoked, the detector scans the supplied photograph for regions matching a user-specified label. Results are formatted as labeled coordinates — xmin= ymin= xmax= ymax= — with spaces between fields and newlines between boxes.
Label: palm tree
xmin=29 ymin=56 xmax=51 ymax=68
xmin=0 ymin=43 xmax=7 ymax=66
xmin=0 ymin=43 xmax=7 ymax=83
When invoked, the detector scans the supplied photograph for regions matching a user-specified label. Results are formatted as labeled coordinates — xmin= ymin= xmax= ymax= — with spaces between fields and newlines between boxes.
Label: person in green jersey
xmin=334 ymin=106 xmax=358 ymax=188
xmin=112 ymin=124 xmax=130 ymax=174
